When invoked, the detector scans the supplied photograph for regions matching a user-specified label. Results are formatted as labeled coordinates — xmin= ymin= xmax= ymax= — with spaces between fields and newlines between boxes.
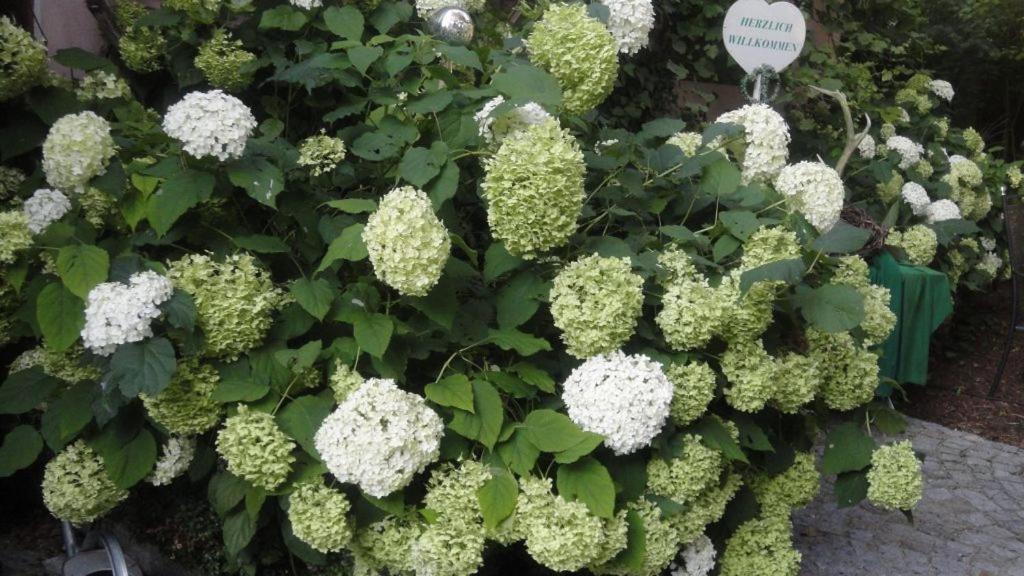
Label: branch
xmin=809 ymin=86 xmax=872 ymax=177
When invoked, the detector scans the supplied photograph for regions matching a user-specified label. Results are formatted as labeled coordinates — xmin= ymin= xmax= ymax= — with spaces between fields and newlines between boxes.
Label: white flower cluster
xmin=81 ymin=270 xmax=175 ymax=356
xmin=42 ymin=111 xmax=116 ymax=192
xmin=982 ymin=237 xmax=997 ymax=251
xmin=924 ymin=198 xmax=962 ymax=223
xmin=929 ymin=79 xmax=955 ymax=102
xmin=900 ymin=182 xmax=930 ymax=216
xmin=774 ymin=161 xmax=845 ymax=232
xmin=886 ymin=136 xmax=924 ymax=170
xmin=716 ymin=104 xmax=790 ymax=184
xmin=23 ymin=189 xmax=70 ymax=234
xmin=290 ymin=0 xmax=323 ymax=8
xmin=979 ymin=250 xmax=1003 ymax=277
xmin=474 ymin=96 xmax=553 ymax=145
xmin=668 ymin=132 xmax=703 ymax=156
xmin=314 ymin=378 xmax=444 ymax=498
xmin=148 ymin=436 xmax=196 ymax=486
xmin=598 ymin=0 xmax=656 ymax=55
xmin=561 ymin=351 xmax=673 ymax=455
xmin=670 ymin=535 xmax=716 ymax=576
xmin=163 ymin=90 xmax=256 ymax=161
xmin=363 ymin=186 xmax=450 ymax=296
xmin=857 ymin=134 xmax=876 ymax=159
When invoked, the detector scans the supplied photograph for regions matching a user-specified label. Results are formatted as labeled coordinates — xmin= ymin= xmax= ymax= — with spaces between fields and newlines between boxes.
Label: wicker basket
xmin=840 ymin=205 xmax=887 ymax=259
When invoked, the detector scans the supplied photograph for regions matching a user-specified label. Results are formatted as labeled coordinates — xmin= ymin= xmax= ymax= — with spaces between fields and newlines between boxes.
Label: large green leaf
xmin=496 ymin=428 xmax=540 ymax=476
xmin=223 ymin=508 xmax=257 ymax=557
xmin=796 ymin=284 xmax=865 ymax=333
xmin=811 ymin=221 xmax=871 ymax=254
xmin=233 ymin=234 xmax=291 ymax=253
xmin=739 ymin=258 xmax=805 ymax=294
xmin=323 ymin=5 xmax=364 ymax=40
xmin=821 ymin=422 xmax=876 ymax=475
xmin=485 ymin=328 xmax=551 ymax=356
xmin=259 ymin=5 xmax=309 ymax=30
xmin=0 ymin=425 xmax=44 ymax=477
xmin=290 ymin=278 xmax=335 ymax=321
xmin=0 ymin=367 xmax=62 ymax=415
xmin=228 ymin=157 xmax=284 ymax=208
xmin=209 ymin=471 xmax=250 ymax=516
xmin=277 ymin=395 xmax=333 ymax=459
xmin=56 ymin=245 xmax=109 ymax=298
xmin=553 ymin=432 xmax=605 ymax=464
xmin=399 ymin=143 xmax=447 ymax=187
xmin=104 ymin=429 xmax=157 ymax=489
xmin=496 ymin=272 xmax=548 ymax=329
xmin=37 ymin=283 xmax=84 ymax=351
xmin=108 ymin=337 xmax=177 ymax=398
xmin=352 ymin=311 xmax=393 ymax=358
xmin=720 ymin=210 xmax=760 ymax=240
xmin=349 ymin=45 xmax=384 ymax=75
xmin=834 ymin=470 xmax=869 ymax=508
xmin=491 ymin=64 xmax=562 ymax=110
xmin=424 ymin=374 xmax=475 ymax=413
xmin=148 ymin=169 xmax=212 ymax=235
xmin=700 ymin=157 xmax=742 ymax=197
xmin=523 ymin=409 xmax=590 ymax=453
xmin=40 ymin=382 xmax=96 ymax=450
xmin=317 ymin=223 xmax=368 ymax=272
xmin=449 ymin=380 xmax=503 ymax=449
xmin=556 ymin=457 xmax=615 ymax=518
xmin=477 ymin=468 xmax=518 ymax=529
xmin=483 ymin=242 xmax=523 ymax=283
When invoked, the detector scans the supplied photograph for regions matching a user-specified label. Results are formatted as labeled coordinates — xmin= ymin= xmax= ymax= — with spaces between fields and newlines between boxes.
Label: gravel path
xmin=793 ymin=417 xmax=1024 ymax=575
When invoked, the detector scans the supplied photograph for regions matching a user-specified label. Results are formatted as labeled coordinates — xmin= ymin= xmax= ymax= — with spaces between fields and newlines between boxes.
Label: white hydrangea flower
xmin=924 ymin=199 xmax=962 ymax=224
xmin=930 ymin=79 xmax=954 ymax=102
xmin=474 ymin=96 xmax=554 ymax=145
xmin=290 ymin=0 xmax=323 ymax=8
xmin=670 ymin=534 xmax=716 ymax=576
xmin=163 ymin=90 xmax=256 ymax=161
xmin=42 ymin=111 xmax=116 ymax=192
xmin=716 ymin=104 xmax=791 ymax=184
xmin=668 ymin=132 xmax=703 ymax=156
xmin=415 ymin=0 xmax=485 ymax=16
xmin=897 ymin=108 xmax=911 ymax=124
xmin=597 ymin=0 xmax=656 ymax=55
xmin=900 ymin=182 xmax=931 ymax=216
xmin=886 ymin=136 xmax=924 ymax=170
xmin=148 ymin=436 xmax=196 ymax=486
xmin=314 ymin=378 xmax=444 ymax=498
xmin=981 ymin=237 xmax=997 ymax=251
xmin=979 ymin=251 xmax=1003 ymax=277
xmin=774 ymin=161 xmax=845 ymax=232
xmin=857 ymin=134 xmax=876 ymax=159
xmin=561 ymin=351 xmax=673 ymax=455
xmin=23 ymin=189 xmax=71 ymax=234
xmin=81 ymin=270 xmax=175 ymax=356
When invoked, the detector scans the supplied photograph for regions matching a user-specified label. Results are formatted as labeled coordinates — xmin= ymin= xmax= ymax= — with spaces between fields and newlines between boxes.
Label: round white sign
xmin=722 ymin=0 xmax=806 ymax=74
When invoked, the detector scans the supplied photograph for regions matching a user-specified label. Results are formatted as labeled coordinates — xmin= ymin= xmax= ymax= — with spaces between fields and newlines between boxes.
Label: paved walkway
xmin=793 ymin=417 xmax=1024 ymax=575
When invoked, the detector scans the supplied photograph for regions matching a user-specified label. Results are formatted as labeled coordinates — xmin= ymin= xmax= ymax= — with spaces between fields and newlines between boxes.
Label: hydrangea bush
xmin=0 ymin=2 xmax=965 ymax=575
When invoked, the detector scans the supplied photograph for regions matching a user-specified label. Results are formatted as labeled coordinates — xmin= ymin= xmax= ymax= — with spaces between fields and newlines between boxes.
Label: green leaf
xmin=553 ymin=432 xmax=604 ymax=464
xmin=556 ymin=457 xmax=615 ymax=518
xmin=209 ymin=471 xmax=250 ymax=516
xmin=477 ymin=468 xmax=518 ymax=529
xmin=56 ymin=245 xmax=109 ymax=298
xmin=496 ymin=272 xmax=548 ymax=329
xmin=228 ymin=158 xmax=284 ymax=208
xmin=224 ymin=508 xmax=257 ymax=557
xmin=277 ymin=395 xmax=333 ymax=458
xmin=484 ymin=242 xmax=522 ymax=282
xmin=732 ymin=414 xmax=773 ymax=452
xmin=406 ymin=91 xmax=453 ymax=115
xmin=425 ymin=374 xmax=475 ymax=412
xmin=352 ymin=311 xmax=393 ymax=357
xmin=617 ymin=509 xmax=647 ymax=570
xmin=148 ymin=169 xmax=213 ymax=235
xmin=213 ymin=360 xmax=270 ymax=403
xmin=351 ymin=131 xmax=402 ymax=161
xmin=104 ymin=429 xmax=157 ymax=489
xmin=407 ymin=278 xmax=457 ymax=329
xmin=523 ymin=409 xmax=590 ymax=453
xmin=349 ymin=45 xmax=384 ymax=74
xmin=317 ymin=223 xmax=368 ymax=272
xmin=449 ymin=380 xmax=503 ymax=450
xmin=233 ymin=234 xmax=291 ymax=253
xmin=739 ymin=258 xmax=805 ymax=294
xmin=0 ymin=367 xmax=62 ymax=415
xmin=37 ymin=283 xmax=84 ymax=352
xmin=436 ymin=45 xmax=481 ymax=70
xmin=108 ymin=337 xmax=177 ymax=398
xmin=427 ymin=160 xmax=460 ymax=209
xmin=691 ymin=416 xmax=748 ymax=463
xmin=0 ymin=425 xmax=43 ymax=477
xmin=496 ymin=429 xmax=540 ymax=476
xmin=796 ymin=284 xmax=865 ymax=333
xmin=40 ymin=382 xmax=95 ymax=451
xmin=834 ymin=470 xmax=869 ymax=508
xmin=822 ymin=422 xmax=876 ymax=475
xmin=399 ymin=143 xmax=448 ymax=187
xmin=869 ymin=405 xmax=908 ymax=435
xmin=720 ymin=210 xmax=760 ymax=240
xmin=161 ymin=290 xmax=196 ymax=332
xmin=486 ymin=328 xmax=551 ymax=356
xmin=259 ymin=5 xmax=309 ymax=30
xmin=639 ymin=118 xmax=687 ymax=139
xmin=245 ymin=487 xmax=266 ymax=520
xmin=54 ymin=48 xmax=115 ymax=72
xmin=491 ymin=64 xmax=562 ymax=110
xmin=712 ymin=234 xmax=741 ymax=262
xmin=812 ymin=221 xmax=871 ymax=254
xmin=324 ymin=5 xmax=364 ymax=40
xmin=509 ymin=363 xmax=555 ymax=393
xmin=290 ymin=278 xmax=335 ymax=321
xmin=326 ymin=198 xmax=377 ymax=213
xmin=701 ymin=157 xmax=742 ymax=197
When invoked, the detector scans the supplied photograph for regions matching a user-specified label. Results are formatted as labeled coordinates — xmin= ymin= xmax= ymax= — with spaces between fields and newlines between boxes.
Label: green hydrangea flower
xmin=215 ymin=405 xmax=296 ymax=491
xmin=887 ymin=225 xmax=937 ymax=267
xmin=288 ymin=482 xmax=353 ymax=553
xmin=594 ymin=500 xmax=678 ymax=576
xmin=42 ymin=112 xmax=116 ymax=192
xmin=876 ymin=171 xmax=903 ymax=204
xmin=0 ymin=17 xmax=48 ymax=102
xmin=913 ymin=160 xmax=934 ymax=179
xmin=328 ymin=359 xmax=363 ymax=403
xmin=658 ymin=247 xmax=699 ymax=284
xmin=10 ymin=345 xmax=101 ymax=384
xmin=867 ymin=440 xmax=923 ymax=511
xmin=667 ymin=132 xmax=703 ymax=156
xmin=741 ymin=227 xmax=801 ymax=271
xmin=42 ymin=441 xmax=128 ymax=525
xmin=666 ymin=360 xmax=716 ymax=425
xmin=719 ymin=515 xmax=801 ymax=576
xmin=749 ymin=452 xmax=820 ymax=516
xmin=721 ymin=339 xmax=775 ymax=412
xmin=0 ymin=166 xmax=25 ymax=201
xmin=895 ymin=87 xmax=932 ymax=114
xmin=807 ymin=329 xmax=879 ymax=411
xmin=76 ymin=71 xmax=131 ymax=102
xmin=115 ymin=0 xmax=147 ymax=27
xmin=717 ymin=273 xmax=776 ymax=343
xmin=527 ymin=4 xmax=618 ymax=114
xmin=119 ymin=27 xmax=166 ymax=73
xmin=550 ymin=255 xmax=644 ymax=358
xmin=363 ymin=186 xmax=450 ymax=296
xmin=168 ymin=253 xmax=282 ymax=358
xmin=517 ymin=476 xmax=605 ymax=572
xmin=297 ymin=131 xmax=347 ymax=176
xmin=905 ymin=73 xmax=932 ymax=93
xmin=165 ymin=0 xmax=223 ymax=22
xmin=669 ymin=471 xmax=742 ymax=543
xmin=195 ymin=30 xmax=256 ymax=92
xmin=767 ymin=352 xmax=818 ymax=414
xmin=423 ymin=460 xmax=491 ymax=517
xmin=962 ymin=127 xmax=985 ymax=158
xmin=79 ymin=187 xmax=116 ymax=229
xmin=832 ymin=255 xmax=870 ymax=288
xmin=413 ymin=520 xmax=486 ymax=576
xmin=481 ymin=119 xmax=584 ymax=257
xmin=141 ymin=359 xmax=222 ymax=435
xmin=860 ymin=284 xmax=896 ymax=346
xmin=0 ymin=211 xmax=32 ymax=264
xmin=657 ymin=276 xmax=725 ymax=351
xmin=647 ymin=435 xmax=723 ymax=505
xmin=590 ymin=510 xmax=630 ymax=568
xmin=352 ymin=516 xmax=422 ymax=575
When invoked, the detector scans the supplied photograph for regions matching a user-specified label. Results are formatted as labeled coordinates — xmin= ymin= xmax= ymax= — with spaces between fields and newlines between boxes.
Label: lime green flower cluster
xmin=718 ymin=515 xmax=801 ymax=576
xmin=770 ymin=352 xmax=819 ymax=414
xmin=168 ymin=253 xmax=283 ymax=358
xmin=550 ymin=255 xmax=644 ymax=358
xmin=665 ymin=360 xmax=716 ymax=425
xmin=79 ymin=187 xmax=116 ymax=229
xmin=895 ymin=87 xmax=932 ymax=115
xmin=832 ymin=255 xmax=870 ymax=288
xmin=0 ymin=17 xmax=48 ymax=102
xmin=42 ymin=111 xmax=116 ymax=192
xmin=414 ymin=461 xmax=492 ymax=576
xmin=195 ymin=30 xmax=256 ymax=92
xmin=962 ymin=127 xmax=985 ymax=159
xmin=944 ymin=157 xmax=985 ymax=218
xmin=859 ymin=284 xmax=896 ymax=346
xmin=481 ymin=119 xmax=584 ymax=257
xmin=658 ymin=247 xmax=699 ymax=283
xmin=716 ymin=273 xmax=776 ymax=343
xmin=594 ymin=499 xmax=677 ymax=576
xmin=667 ymin=132 xmax=703 ymax=156
xmin=10 ymin=346 xmax=101 ymax=384
xmin=669 ymin=471 xmax=742 ymax=543
xmin=141 ymin=359 xmax=222 ymax=435
xmin=297 ymin=131 xmax=347 ymax=177
xmin=876 ymin=172 xmax=903 ymax=204
xmin=352 ymin=516 xmax=422 ymax=575
xmin=1008 ymin=165 xmax=1023 ymax=190
xmin=867 ymin=440 xmax=923 ymax=511
xmin=115 ymin=0 xmax=165 ymax=73
xmin=527 ymin=4 xmax=618 ymax=114
xmin=749 ymin=452 xmax=820 ymax=516
xmin=0 ymin=166 xmax=25 ymax=201
xmin=288 ymin=482 xmax=353 ymax=553
xmin=165 ymin=0 xmax=223 ymax=22
xmin=647 ymin=436 xmax=723 ymax=504
xmin=0 ymin=211 xmax=32 ymax=264
xmin=887 ymin=225 xmax=937 ymax=267
xmin=913 ymin=160 xmax=934 ymax=179
xmin=721 ymin=339 xmax=775 ymax=412
xmin=740 ymin=227 xmax=801 ymax=271
xmin=76 ymin=71 xmax=131 ymax=102
xmin=516 ymin=476 xmax=607 ymax=572
xmin=215 ymin=405 xmax=296 ymax=490
xmin=42 ymin=441 xmax=128 ymax=525
xmin=807 ymin=329 xmax=879 ymax=411
xmin=363 ymin=186 xmax=451 ymax=296
xmin=657 ymin=274 xmax=724 ymax=351
xmin=328 ymin=359 xmax=363 ymax=403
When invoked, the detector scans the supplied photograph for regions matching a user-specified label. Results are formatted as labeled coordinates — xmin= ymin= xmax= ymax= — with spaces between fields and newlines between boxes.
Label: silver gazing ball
xmin=428 ymin=7 xmax=474 ymax=46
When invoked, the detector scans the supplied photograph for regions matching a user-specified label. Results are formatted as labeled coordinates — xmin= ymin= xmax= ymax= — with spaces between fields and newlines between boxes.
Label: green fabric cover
xmin=869 ymin=251 xmax=954 ymax=385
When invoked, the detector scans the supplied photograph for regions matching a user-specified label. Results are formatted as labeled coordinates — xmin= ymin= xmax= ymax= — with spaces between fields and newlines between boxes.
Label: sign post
xmin=722 ymin=0 xmax=806 ymax=103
